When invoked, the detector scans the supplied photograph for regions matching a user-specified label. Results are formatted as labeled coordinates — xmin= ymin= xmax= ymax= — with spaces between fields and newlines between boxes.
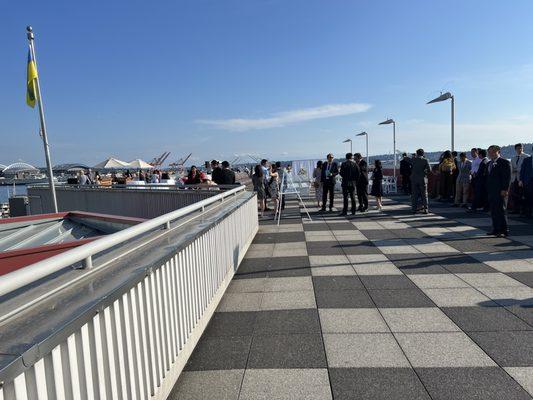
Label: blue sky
xmin=2 ymin=0 xmax=533 ymax=166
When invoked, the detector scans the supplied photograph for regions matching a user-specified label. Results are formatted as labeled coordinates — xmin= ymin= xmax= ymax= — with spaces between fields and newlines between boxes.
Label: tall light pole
xmin=378 ymin=119 xmax=396 ymax=178
xmin=356 ymin=131 xmax=369 ymax=166
xmin=427 ymin=91 xmax=455 ymax=152
xmin=342 ymin=138 xmax=352 ymax=154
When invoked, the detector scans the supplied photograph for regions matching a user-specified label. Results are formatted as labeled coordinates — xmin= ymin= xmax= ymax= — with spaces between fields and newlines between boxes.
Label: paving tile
xmin=247 ymin=334 xmax=326 ymax=368
xmin=340 ymin=241 xmax=382 ymax=255
xmin=227 ymin=278 xmax=266 ymax=293
xmin=442 ymin=306 xmax=533 ymax=332
xmin=508 ymin=272 xmax=533 ymax=288
xmin=254 ymin=309 xmax=321 ymax=335
xmin=329 ymin=368 xmax=431 ymax=400
xmin=368 ymin=288 xmax=435 ymax=308
xmin=505 ymin=367 xmax=533 ymax=397
xmin=204 ymin=312 xmax=257 ymax=337
xmin=303 ymin=223 xmax=331 ymax=231
xmin=308 ymin=255 xmax=350 ymax=266
xmin=468 ymin=331 xmax=533 ymax=367
xmin=312 ymin=276 xmax=363 ymax=291
xmin=380 ymin=307 xmax=460 ymax=332
xmin=310 ymin=265 xmax=356 ymax=276
xmin=315 ymin=289 xmax=374 ymax=308
xmin=170 ymin=369 xmax=244 ymax=400
xmin=323 ymin=333 xmax=410 ymax=367
xmin=318 ymin=308 xmax=389 ymax=333
xmin=456 ymin=273 xmax=525 ymax=288
xmin=260 ymin=290 xmax=316 ymax=310
xmin=477 ymin=286 xmax=533 ymax=307
xmin=360 ymin=275 xmax=417 ymax=289
xmin=416 ymin=367 xmax=532 ymax=400
xmin=239 ymin=369 xmax=332 ymax=400
xmin=346 ymin=253 xmax=389 ymax=264
xmin=217 ymin=292 xmax=263 ymax=312
xmin=306 ymin=246 xmax=345 ymax=256
xmin=353 ymin=262 xmax=404 ymax=275
xmin=305 ymin=233 xmax=335 ymax=242
xmin=185 ymin=336 xmax=252 ymax=371
xmin=263 ymin=277 xmax=314 ymax=292
xmin=395 ymin=332 xmax=496 ymax=367
xmin=267 ymin=266 xmax=311 ymax=278
xmin=407 ymin=274 xmax=470 ymax=289
xmin=421 ymin=288 xmax=497 ymax=307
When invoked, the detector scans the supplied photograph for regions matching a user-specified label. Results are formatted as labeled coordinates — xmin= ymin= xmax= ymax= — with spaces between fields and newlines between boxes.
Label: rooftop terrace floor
xmin=171 ymin=195 xmax=533 ymax=400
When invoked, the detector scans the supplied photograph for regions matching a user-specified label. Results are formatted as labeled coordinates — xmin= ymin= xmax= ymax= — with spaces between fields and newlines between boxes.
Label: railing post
xmin=165 ymin=221 xmax=171 ymax=230
xmin=81 ymin=256 xmax=92 ymax=269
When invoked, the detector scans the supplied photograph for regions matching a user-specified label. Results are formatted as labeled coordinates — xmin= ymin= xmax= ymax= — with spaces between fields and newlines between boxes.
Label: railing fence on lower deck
xmin=0 ymin=194 xmax=258 ymax=400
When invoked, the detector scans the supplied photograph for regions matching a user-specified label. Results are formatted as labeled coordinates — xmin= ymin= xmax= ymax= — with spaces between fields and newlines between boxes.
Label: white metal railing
xmin=0 ymin=185 xmax=245 ymax=298
xmin=0 ymin=188 xmax=258 ymax=400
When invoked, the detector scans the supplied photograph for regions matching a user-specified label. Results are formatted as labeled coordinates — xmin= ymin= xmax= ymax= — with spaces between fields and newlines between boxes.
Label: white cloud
xmin=196 ymin=102 xmax=372 ymax=131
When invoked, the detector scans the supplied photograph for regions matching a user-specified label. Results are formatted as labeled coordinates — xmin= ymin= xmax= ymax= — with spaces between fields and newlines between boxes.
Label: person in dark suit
xmin=486 ymin=145 xmax=512 ymax=236
xmin=410 ymin=148 xmax=431 ymax=214
xmin=219 ymin=161 xmax=236 ymax=185
xmin=339 ymin=153 xmax=360 ymax=215
xmin=321 ymin=153 xmax=339 ymax=212
xmin=470 ymin=149 xmax=489 ymax=211
xmin=399 ymin=153 xmax=412 ymax=195
xmin=354 ymin=153 xmax=369 ymax=212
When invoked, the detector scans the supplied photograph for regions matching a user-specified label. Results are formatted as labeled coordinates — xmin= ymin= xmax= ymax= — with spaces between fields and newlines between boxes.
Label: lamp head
xmin=342 ymin=139 xmax=352 ymax=143
xmin=356 ymin=131 xmax=367 ymax=137
xmin=427 ymin=91 xmax=452 ymax=104
xmin=379 ymin=119 xmax=394 ymax=125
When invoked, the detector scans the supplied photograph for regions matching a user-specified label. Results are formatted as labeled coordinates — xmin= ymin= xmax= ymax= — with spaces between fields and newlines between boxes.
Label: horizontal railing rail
xmin=0 ymin=185 xmax=246 ymax=298
xmin=27 ymin=183 xmax=242 ymax=191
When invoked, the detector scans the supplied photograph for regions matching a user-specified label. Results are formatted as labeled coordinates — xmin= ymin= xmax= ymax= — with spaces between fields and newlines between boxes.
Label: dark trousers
xmin=322 ymin=181 xmax=335 ymax=210
xmin=509 ymin=181 xmax=523 ymax=213
xmin=439 ymin=173 xmax=454 ymax=200
xmin=401 ymin=175 xmax=412 ymax=194
xmin=472 ymin=177 xmax=488 ymax=210
xmin=489 ymin=194 xmax=509 ymax=233
xmin=356 ymin=182 xmax=368 ymax=210
xmin=342 ymin=185 xmax=356 ymax=214
xmin=412 ymin=181 xmax=428 ymax=211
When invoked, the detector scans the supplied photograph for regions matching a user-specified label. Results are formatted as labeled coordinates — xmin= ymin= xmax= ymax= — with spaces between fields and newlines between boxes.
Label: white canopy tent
xmin=93 ymin=157 xmax=129 ymax=169
xmin=127 ymin=159 xmax=154 ymax=169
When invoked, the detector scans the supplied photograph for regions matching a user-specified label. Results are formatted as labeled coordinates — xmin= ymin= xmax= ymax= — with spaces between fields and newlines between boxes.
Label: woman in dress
xmin=438 ymin=151 xmax=456 ymax=201
xmin=312 ymin=160 xmax=323 ymax=208
xmin=269 ymin=165 xmax=280 ymax=214
xmin=371 ymin=159 xmax=384 ymax=210
xmin=252 ymin=164 xmax=266 ymax=217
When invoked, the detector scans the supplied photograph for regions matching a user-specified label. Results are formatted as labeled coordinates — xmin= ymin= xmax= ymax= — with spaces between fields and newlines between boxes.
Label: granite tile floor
xmin=170 ymin=196 xmax=533 ymax=400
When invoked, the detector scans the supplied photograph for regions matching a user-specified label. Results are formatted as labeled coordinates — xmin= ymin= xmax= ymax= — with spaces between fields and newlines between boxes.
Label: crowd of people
xmin=250 ymin=143 xmax=533 ymax=237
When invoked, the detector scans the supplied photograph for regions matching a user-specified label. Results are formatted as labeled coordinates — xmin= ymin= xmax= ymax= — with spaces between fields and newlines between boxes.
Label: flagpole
xmin=26 ymin=26 xmax=58 ymax=213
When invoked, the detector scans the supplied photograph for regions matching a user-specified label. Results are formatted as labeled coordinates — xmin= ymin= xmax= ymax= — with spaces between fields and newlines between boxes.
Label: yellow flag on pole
xmin=26 ymin=46 xmax=38 ymax=108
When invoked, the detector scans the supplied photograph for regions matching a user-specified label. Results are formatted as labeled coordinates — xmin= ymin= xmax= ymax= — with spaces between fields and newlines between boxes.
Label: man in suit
xmin=470 ymin=149 xmax=489 ymax=211
xmin=400 ymin=153 xmax=412 ymax=195
xmin=354 ymin=153 xmax=369 ymax=212
xmin=453 ymin=152 xmax=472 ymax=207
xmin=410 ymin=148 xmax=431 ymax=214
xmin=339 ymin=153 xmax=360 ymax=215
xmin=486 ymin=145 xmax=512 ymax=236
xmin=321 ymin=153 xmax=339 ymax=212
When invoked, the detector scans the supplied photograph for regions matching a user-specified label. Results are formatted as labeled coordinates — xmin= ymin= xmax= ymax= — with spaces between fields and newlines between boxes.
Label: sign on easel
xmin=275 ymin=169 xmax=312 ymax=225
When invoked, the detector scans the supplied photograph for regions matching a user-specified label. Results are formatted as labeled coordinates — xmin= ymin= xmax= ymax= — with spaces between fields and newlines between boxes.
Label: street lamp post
xmin=427 ymin=92 xmax=455 ymax=152
xmin=378 ymin=119 xmax=396 ymax=178
xmin=356 ymin=132 xmax=369 ymax=166
xmin=342 ymin=138 xmax=352 ymax=154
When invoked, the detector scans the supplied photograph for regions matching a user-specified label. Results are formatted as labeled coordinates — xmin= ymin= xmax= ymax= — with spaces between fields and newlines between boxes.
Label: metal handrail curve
xmin=0 ymin=185 xmax=246 ymax=298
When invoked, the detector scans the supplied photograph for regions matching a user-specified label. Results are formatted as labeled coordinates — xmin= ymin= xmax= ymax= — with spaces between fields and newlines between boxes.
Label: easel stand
xmin=275 ymin=169 xmax=312 ymax=225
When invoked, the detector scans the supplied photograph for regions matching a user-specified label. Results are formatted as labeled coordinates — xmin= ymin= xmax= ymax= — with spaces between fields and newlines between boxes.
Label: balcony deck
xmin=171 ymin=196 xmax=533 ymax=400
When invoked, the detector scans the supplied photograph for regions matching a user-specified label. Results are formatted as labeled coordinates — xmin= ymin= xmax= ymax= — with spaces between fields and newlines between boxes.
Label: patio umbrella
xmin=127 ymin=159 xmax=154 ymax=169
xmin=93 ymin=157 xmax=129 ymax=169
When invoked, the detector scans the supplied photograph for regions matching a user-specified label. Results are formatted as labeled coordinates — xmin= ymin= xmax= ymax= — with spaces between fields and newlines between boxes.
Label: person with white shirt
xmin=510 ymin=143 xmax=530 ymax=214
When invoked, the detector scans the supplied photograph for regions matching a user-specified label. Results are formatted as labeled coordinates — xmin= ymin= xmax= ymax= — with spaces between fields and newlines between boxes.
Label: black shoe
xmin=487 ymin=231 xmax=498 ymax=236
xmin=329 ymin=208 xmax=333 ymax=212
xmin=500 ymin=231 xmax=509 ymax=237
xmin=351 ymin=210 xmax=356 ymax=215
xmin=339 ymin=212 xmax=347 ymax=216
xmin=451 ymin=204 xmax=459 ymax=207
xmin=320 ymin=208 xmax=326 ymax=212
xmin=423 ymin=209 xmax=429 ymax=214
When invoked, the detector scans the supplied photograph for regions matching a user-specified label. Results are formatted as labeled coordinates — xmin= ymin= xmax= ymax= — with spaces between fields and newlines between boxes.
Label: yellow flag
xmin=26 ymin=47 xmax=38 ymax=108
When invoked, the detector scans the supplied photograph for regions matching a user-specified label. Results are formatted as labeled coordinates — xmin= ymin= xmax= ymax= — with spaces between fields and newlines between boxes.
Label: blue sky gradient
xmin=2 ymin=0 xmax=533 ymax=166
